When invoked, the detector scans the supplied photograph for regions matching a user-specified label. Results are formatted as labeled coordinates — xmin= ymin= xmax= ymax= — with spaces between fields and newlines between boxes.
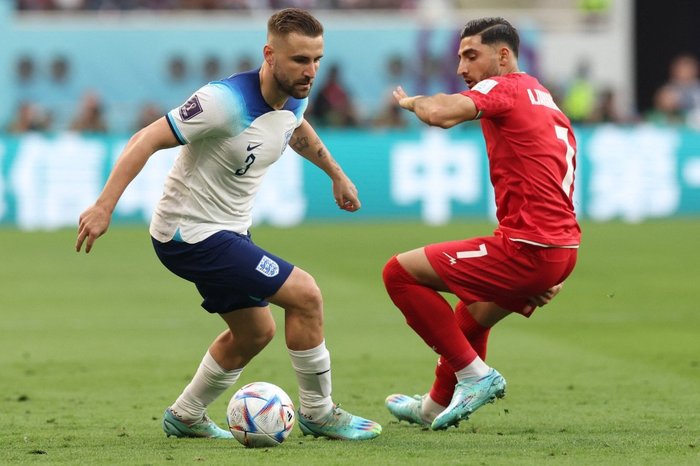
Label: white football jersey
xmin=150 ymin=69 xmax=306 ymax=243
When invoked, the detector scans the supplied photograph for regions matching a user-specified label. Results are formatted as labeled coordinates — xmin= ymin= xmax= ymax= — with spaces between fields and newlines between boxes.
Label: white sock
xmin=170 ymin=351 xmax=242 ymax=422
xmin=420 ymin=394 xmax=446 ymax=423
xmin=288 ymin=340 xmax=333 ymax=421
xmin=454 ymin=356 xmax=490 ymax=382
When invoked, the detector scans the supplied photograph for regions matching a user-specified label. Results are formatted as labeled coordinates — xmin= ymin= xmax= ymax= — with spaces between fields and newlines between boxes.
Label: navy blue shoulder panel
xmin=214 ymin=68 xmax=306 ymax=121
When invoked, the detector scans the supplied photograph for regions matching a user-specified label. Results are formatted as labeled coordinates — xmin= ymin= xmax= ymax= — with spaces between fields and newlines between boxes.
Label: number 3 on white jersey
xmin=555 ymin=125 xmax=575 ymax=198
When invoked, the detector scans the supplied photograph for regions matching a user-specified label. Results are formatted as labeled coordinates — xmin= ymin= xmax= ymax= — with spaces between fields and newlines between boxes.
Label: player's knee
xmin=382 ymin=256 xmax=398 ymax=287
xmin=293 ymin=270 xmax=324 ymax=313
xmin=382 ymin=255 xmax=414 ymax=292
xmin=245 ymin=321 xmax=276 ymax=353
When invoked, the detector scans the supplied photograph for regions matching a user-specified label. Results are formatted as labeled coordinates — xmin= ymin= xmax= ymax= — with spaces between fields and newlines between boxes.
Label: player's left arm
xmin=290 ymin=120 xmax=360 ymax=212
xmin=393 ymin=86 xmax=478 ymax=128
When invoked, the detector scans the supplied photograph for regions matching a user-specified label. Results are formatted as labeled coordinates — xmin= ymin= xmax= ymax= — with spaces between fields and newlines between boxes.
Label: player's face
xmin=269 ymin=32 xmax=324 ymax=99
xmin=456 ymin=35 xmax=501 ymax=89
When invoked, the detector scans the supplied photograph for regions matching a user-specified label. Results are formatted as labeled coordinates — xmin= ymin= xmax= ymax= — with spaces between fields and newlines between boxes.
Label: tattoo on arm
xmin=291 ymin=136 xmax=309 ymax=152
xmin=311 ymin=137 xmax=325 ymax=159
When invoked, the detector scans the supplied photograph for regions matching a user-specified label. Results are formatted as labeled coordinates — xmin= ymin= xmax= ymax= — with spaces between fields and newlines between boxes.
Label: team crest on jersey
xmin=255 ymin=255 xmax=279 ymax=277
xmin=179 ymin=95 xmax=204 ymax=121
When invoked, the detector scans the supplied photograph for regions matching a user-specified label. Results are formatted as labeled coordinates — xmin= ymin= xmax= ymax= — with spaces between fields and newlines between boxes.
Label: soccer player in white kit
xmin=76 ymin=8 xmax=381 ymax=441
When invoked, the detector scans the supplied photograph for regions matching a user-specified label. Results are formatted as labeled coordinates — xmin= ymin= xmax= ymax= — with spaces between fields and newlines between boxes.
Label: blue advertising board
xmin=1 ymin=124 xmax=699 ymax=230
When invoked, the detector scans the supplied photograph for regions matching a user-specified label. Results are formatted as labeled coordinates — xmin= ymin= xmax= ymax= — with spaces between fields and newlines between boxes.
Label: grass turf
xmin=1 ymin=220 xmax=699 ymax=465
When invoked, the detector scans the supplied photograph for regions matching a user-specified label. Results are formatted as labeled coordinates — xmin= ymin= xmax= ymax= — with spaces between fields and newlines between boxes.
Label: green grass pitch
xmin=1 ymin=220 xmax=699 ymax=465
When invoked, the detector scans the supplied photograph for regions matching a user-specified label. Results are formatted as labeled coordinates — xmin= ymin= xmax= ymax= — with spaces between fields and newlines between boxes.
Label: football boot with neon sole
xmin=297 ymin=405 xmax=382 ymax=440
xmin=162 ymin=408 xmax=233 ymax=439
xmin=385 ymin=394 xmax=430 ymax=427
xmin=431 ymin=368 xmax=506 ymax=430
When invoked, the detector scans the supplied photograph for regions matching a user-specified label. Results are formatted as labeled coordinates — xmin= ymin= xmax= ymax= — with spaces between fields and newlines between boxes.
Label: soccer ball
xmin=227 ymin=382 xmax=296 ymax=448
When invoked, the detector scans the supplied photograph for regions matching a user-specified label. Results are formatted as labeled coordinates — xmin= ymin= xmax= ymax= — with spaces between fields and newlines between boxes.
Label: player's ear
xmin=263 ymin=44 xmax=274 ymax=66
xmin=499 ymin=47 xmax=509 ymax=64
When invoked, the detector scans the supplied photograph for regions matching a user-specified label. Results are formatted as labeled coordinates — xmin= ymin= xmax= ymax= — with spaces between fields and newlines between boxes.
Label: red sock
xmin=455 ymin=300 xmax=491 ymax=360
xmin=429 ymin=356 xmax=456 ymax=406
xmin=382 ymin=256 xmax=477 ymax=373
xmin=429 ymin=301 xmax=492 ymax=406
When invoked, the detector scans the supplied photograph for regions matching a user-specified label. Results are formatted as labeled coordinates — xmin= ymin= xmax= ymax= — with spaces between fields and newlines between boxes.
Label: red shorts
xmin=424 ymin=232 xmax=578 ymax=316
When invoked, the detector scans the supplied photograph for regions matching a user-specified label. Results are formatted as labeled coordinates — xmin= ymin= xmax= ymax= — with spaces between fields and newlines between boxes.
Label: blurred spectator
xmin=167 ymin=55 xmax=188 ymax=83
xmin=235 ymin=55 xmax=255 ymax=73
xmin=646 ymin=85 xmax=685 ymax=126
xmin=16 ymin=55 xmax=36 ymax=84
xmin=134 ymin=102 xmax=163 ymax=131
xmin=69 ymin=91 xmax=109 ymax=133
xmin=310 ymin=63 xmax=360 ymax=127
xmin=44 ymin=54 xmax=81 ymax=129
xmin=372 ymin=101 xmax=406 ymax=129
xmin=589 ymin=87 xmax=624 ymax=124
xmin=562 ymin=60 xmax=597 ymax=124
xmin=165 ymin=54 xmax=198 ymax=101
xmin=373 ymin=55 xmax=409 ymax=129
xmin=14 ymin=55 xmax=47 ymax=130
xmin=16 ymin=55 xmax=40 ymax=102
xmin=203 ymin=55 xmax=222 ymax=82
xmin=7 ymin=102 xmax=53 ymax=133
xmin=577 ymin=0 xmax=612 ymax=26
xmin=663 ymin=54 xmax=700 ymax=127
xmin=49 ymin=55 xmax=70 ymax=85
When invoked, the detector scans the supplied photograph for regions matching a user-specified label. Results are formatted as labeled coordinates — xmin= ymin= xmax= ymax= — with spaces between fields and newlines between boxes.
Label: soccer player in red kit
xmin=383 ymin=17 xmax=581 ymax=431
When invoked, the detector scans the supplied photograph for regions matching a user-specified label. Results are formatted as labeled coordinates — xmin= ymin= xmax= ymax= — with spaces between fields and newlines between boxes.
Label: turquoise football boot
xmin=385 ymin=394 xmax=430 ymax=427
xmin=431 ymin=368 xmax=506 ymax=430
xmin=162 ymin=408 xmax=233 ymax=439
xmin=297 ymin=405 xmax=382 ymax=440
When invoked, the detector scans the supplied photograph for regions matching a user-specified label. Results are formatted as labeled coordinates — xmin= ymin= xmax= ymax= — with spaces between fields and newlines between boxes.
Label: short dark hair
xmin=461 ymin=17 xmax=519 ymax=58
xmin=268 ymin=8 xmax=324 ymax=38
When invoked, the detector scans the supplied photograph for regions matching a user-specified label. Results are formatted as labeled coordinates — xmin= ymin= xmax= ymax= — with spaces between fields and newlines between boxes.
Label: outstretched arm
xmin=290 ymin=120 xmax=360 ymax=212
xmin=393 ymin=85 xmax=478 ymax=128
xmin=76 ymin=117 xmax=179 ymax=253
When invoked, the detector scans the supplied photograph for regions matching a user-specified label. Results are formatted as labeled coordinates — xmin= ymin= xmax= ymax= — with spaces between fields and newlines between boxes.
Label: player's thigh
xmin=396 ymin=247 xmax=450 ymax=291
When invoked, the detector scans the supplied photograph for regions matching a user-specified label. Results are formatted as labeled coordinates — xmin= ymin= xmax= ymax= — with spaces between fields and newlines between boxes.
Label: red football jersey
xmin=462 ymin=72 xmax=581 ymax=246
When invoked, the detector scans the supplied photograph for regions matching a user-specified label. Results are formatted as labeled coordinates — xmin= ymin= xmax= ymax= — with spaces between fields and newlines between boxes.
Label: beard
xmin=273 ymin=70 xmax=312 ymax=99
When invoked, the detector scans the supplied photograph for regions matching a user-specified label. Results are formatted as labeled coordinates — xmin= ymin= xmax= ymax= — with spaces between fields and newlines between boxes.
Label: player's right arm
xmin=393 ymin=85 xmax=478 ymax=128
xmin=76 ymin=117 xmax=179 ymax=253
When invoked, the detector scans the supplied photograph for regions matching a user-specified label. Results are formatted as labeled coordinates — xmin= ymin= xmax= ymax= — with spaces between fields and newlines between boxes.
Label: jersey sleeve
xmin=461 ymin=77 xmax=517 ymax=119
xmin=166 ymin=83 xmax=243 ymax=145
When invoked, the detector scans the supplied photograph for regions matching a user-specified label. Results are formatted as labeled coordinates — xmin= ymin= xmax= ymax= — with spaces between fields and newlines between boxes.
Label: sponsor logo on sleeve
xmin=179 ymin=95 xmax=204 ymax=121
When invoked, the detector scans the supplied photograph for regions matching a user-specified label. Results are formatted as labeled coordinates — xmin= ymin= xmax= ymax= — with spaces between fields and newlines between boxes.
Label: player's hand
xmin=332 ymin=175 xmax=361 ymax=212
xmin=76 ymin=204 xmax=112 ymax=253
xmin=392 ymin=86 xmax=417 ymax=111
xmin=528 ymin=283 xmax=564 ymax=307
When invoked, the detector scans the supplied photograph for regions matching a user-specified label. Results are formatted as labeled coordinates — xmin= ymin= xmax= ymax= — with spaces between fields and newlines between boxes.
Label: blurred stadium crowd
xmin=16 ymin=0 xmax=416 ymax=11
xmin=8 ymin=1 xmax=700 ymax=133
xmin=11 ymin=50 xmax=700 ymax=134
